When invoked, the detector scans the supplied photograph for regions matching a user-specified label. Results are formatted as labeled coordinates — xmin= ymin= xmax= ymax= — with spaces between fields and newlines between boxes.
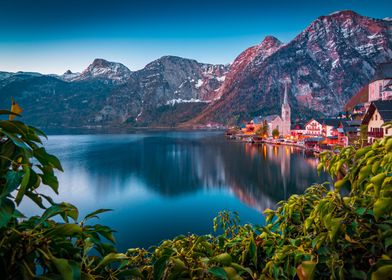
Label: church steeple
xmin=281 ymin=82 xmax=291 ymax=136
xmin=283 ymin=82 xmax=288 ymax=105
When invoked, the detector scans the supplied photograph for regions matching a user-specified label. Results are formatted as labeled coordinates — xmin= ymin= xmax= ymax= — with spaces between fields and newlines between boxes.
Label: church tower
xmin=281 ymin=82 xmax=291 ymax=136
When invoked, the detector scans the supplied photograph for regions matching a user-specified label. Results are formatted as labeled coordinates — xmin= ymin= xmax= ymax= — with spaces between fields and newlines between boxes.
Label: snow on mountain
xmin=188 ymin=10 xmax=392 ymax=126
xmin=1 ymin=10 xmax=391 ymax=129
xmin=60 ymin=70 xmax=81 ymax=82
xmin=64 ymin=59 xmax=132 ymax=83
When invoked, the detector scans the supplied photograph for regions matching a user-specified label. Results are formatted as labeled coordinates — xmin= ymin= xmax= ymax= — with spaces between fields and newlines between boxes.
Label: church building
xmin=260 ymin=82 xmax=291 ymax=137
xmin=281 ymin=83 xmax=291 ymax=136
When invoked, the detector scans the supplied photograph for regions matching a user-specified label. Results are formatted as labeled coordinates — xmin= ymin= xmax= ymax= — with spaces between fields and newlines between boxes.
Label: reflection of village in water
xmin=56 ymin=133 xmax=328 ymax=213
xmin=231 ymin=142 xmax=324 ymax=211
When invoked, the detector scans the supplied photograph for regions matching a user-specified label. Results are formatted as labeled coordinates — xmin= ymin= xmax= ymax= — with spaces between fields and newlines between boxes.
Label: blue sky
xmin=0 ymin=0 xmax=391 ymax=74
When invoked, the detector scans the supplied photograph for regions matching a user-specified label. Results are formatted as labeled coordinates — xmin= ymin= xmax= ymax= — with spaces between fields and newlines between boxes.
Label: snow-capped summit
xmin=190 ymin=10 xmax=392 ymax=125
xmin=60 ymin=70 xmax=81 ymax=82
xmin=77 ymin=58 xmax=132 ymax=83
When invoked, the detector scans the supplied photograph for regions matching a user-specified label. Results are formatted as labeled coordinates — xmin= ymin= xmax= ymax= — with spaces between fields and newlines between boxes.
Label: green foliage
xmin=123 ymin=133 xmax=392 ymax=279
xmin=1 ymin=110 xmax=391 ymax=279
xmin=0 ymin=111 xmax=131 ymax=279
xmin=272 ymin=128 xmax=280 ymax=138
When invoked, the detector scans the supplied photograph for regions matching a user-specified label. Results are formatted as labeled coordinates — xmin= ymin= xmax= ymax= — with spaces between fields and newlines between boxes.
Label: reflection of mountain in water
xmin=59 ymin=133 xmax=327 ymax=212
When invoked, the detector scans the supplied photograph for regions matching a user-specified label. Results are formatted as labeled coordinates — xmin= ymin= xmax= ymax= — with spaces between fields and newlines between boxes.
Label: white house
xmin=362 ymin=100 xmax=392 ymax=143
xmin=304 ymin=119 xmax=323 ymax=136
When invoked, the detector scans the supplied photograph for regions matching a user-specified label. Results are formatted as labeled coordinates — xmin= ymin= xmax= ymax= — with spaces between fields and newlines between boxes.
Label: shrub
xmin=1 ymin=109 xmax=391 ymax=280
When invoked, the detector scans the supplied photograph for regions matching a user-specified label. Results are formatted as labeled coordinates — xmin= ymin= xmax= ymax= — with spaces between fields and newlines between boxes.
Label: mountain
xmin=0 ymin=10 xmax=391 ymax=130
xmin=59 ymin=58 xmax=132 ymax=83
xmin=0 ymin=57 xmax=228 ymax=129
xmin=188 ymin=10 xmax=392 ymax=126
xmin=95 ymin=56 xmax=229 ymax=127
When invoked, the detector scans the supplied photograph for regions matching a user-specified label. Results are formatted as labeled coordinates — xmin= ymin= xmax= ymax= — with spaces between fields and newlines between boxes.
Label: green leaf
xmin=84 ymin=208 xmax=112 ymax=221
xmin=230 ymin=262 xmax=253 ymax=277
xmin=354 ymin=207 xmax=366 ymax=216
xmin=209 ymin=267 xmax=229 ymax=280
xmin=39 ymin=202 xmax=79 ymax=224
xmin=212 ymin=253 xmax=232 ymax=266
xmin=0 ymin=128 xmax=30 ymax=150
xmin=27 ymin=124 xmax=47 ymax=139
xmin=38 ymin=167 xmax=59 ymax=194
xmin=370 ymin=260 xmax=392 ymax=280
xmin=0 ymin=109 xmax=20 ymax=116
xmin=96 ymin=252 xmax=127 ymax=268
xmin=328 ymin=218 xmax=343 ymax=241
xmin=52 ymin=257 xmax=81 ymax=280
xmin=92 ymin=224 xmax=116 ymax=243
xmin=25 ymin=191 xmax=46 ymax=209
xmin=296 ymin=261 xmax=317 ymax=280
xmin=2 ymin=170 xmax=23 ymax=197
xmin=374 ymin=197 xmax=392 ymax=220
xmin=249 ymin=234 xmax=257 ymax=266
xmin=0 ymin=197 xmax=15 ymax=228
xmin=154 ymin=254 xmax=171 ymax=280
xmin=0 ymin=120 xmax=27 ymax=137
xmin=385 ymin=237 xmax=392 ymax=250
xmin=45 ymin=224 xmax=82 ymax=238
xmin=15 ymin=166 xmax=30 ymax=205
xmin=33 ymin=147 xmax=63 ymax=171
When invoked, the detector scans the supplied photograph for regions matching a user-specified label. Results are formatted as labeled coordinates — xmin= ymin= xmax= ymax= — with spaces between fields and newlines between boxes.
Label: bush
xmin=0 ymin=110 xmax=134 ymax=279
xmin=125 ymin=133 xmax=392 ymax=279
xmin=1 ymin=109 xmax=391 ymax=280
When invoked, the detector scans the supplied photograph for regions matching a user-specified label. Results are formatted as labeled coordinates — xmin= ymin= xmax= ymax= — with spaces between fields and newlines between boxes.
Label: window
xmin=375 ymin=114 xmax=378 ymax=121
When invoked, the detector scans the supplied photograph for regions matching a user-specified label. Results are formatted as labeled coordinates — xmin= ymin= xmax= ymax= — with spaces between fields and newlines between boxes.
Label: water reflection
xmin=47 ymin=133 xmax=325 ymax=210
xmin=20 ymin=132 xmax=327 ymax=249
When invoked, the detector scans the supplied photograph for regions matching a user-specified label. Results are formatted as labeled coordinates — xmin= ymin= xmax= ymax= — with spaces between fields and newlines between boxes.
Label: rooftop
xmin=264 ymin=114 xmax=281 ymax=122
xmin=362 ymin=100 xmax=392 ymax=124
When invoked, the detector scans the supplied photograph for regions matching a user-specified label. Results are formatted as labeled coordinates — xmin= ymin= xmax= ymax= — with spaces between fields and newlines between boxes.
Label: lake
xmin=20 ymin=131 xmax=328 ymax=251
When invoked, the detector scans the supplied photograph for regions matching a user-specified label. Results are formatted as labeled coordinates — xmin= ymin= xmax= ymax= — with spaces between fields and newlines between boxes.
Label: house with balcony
xmin=362 ymin=100 xmax=392 ymax=143
xmin=291 ymin=123 xmax=306 ymax=138
xmin=304 ymin=119 xmax=323 ymax=136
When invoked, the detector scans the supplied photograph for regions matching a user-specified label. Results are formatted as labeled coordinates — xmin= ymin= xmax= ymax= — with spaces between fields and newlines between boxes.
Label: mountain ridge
xmin=0 ymin=10 xmax=391 ymax=129
xmin=185 ymin=10 xmax=392 ymax=126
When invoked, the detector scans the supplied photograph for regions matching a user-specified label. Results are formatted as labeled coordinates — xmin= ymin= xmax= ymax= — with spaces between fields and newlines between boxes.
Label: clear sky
xmin=0 ymin=0 xmax=391 ymax=74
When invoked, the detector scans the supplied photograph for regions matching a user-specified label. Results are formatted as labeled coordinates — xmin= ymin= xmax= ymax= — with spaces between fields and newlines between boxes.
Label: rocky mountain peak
xmin=212 ymin=35 xmax=283 ymax=101
xmin=259 ymin=35 xmax=283 ymax=49
xmin=188 ymin=10 xmax=392 ymax=126
xmin=90 ymin=58 xmax=111 ymax=68
xmin=77 ymin=58 xmax=132 ymax=83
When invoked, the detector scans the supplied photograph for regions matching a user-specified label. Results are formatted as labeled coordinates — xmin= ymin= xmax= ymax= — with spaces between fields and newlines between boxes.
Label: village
xmin=225 ymin=61 xmax=392 ymax=154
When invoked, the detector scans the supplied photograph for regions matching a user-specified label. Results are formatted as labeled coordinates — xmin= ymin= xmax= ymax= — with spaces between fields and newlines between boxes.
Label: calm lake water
xmin=20 ymin=131 xmax=328 ymax=251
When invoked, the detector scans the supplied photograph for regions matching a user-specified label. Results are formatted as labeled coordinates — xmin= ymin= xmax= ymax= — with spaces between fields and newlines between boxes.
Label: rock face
xmin=0 ymin=56 xmax=228 ymax=129
xmin=0 ymin=10 xmax=391 ymax=130
xmin=96 ymin=56 xmax=229 ymax=127
xmin=60 ymin=59 xmax=132 ymax=83
xmin=191 ymin=10 xmax=392 ymax=125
